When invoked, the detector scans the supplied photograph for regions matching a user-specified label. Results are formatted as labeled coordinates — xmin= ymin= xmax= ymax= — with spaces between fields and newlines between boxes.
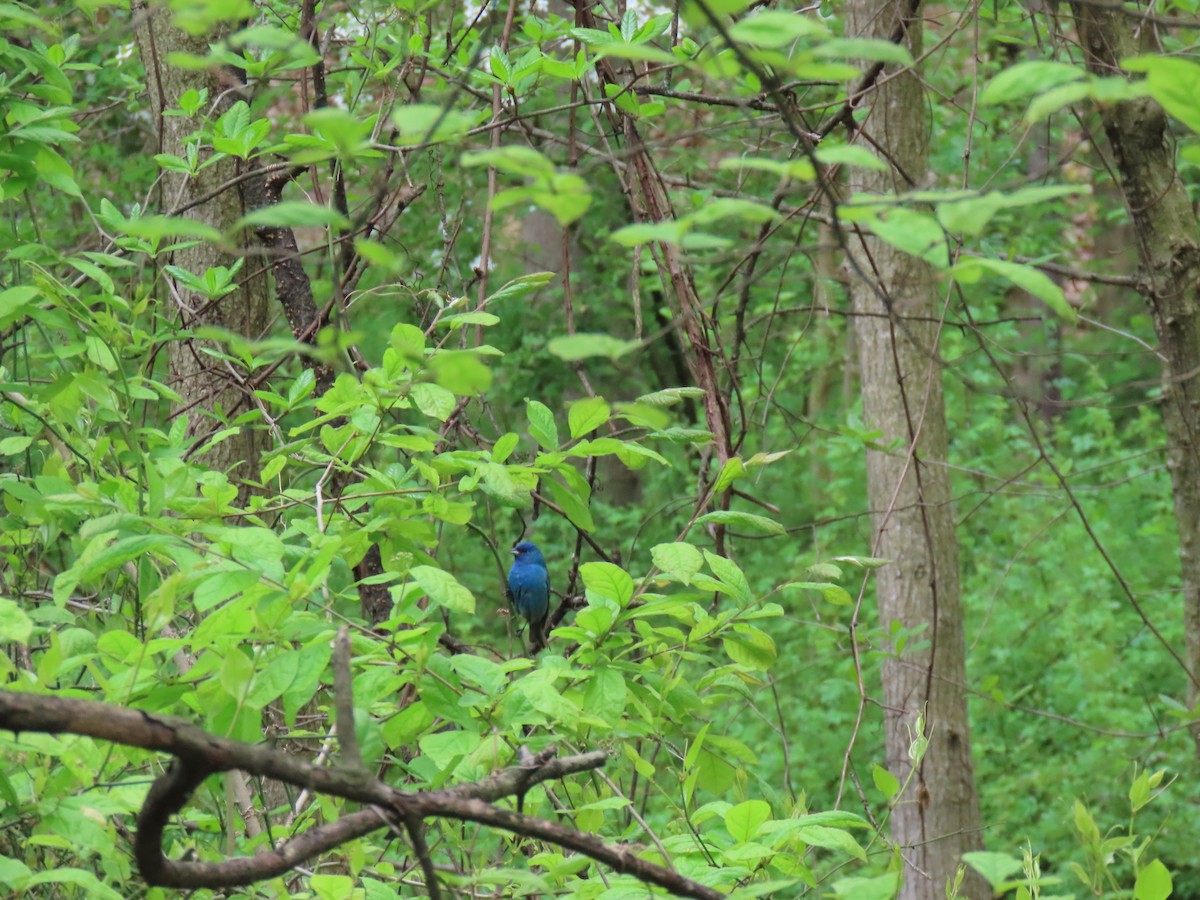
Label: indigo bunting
xmin=507 ymin=541 xmax=550 ymax=641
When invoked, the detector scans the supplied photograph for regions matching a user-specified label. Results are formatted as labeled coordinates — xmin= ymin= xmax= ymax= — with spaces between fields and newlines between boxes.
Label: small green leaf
xmin=872 ymin=763 xmax=900 ymax=800
xmin=527 ymin=399 xmax=559 ymax=450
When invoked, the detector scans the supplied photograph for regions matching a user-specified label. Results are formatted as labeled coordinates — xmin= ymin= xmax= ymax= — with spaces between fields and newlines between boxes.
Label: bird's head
xmin=511 ymin=540 xmax=545 ymax=565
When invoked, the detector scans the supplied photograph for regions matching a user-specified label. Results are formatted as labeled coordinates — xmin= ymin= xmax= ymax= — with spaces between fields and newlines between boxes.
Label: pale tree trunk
xmin=844 ymin=0 xmax=985 ymax=895
xmin=1068 ymin=1 xmax=1200 ymax=743
xmin=134 ymin=3 xmax=269 ymax=488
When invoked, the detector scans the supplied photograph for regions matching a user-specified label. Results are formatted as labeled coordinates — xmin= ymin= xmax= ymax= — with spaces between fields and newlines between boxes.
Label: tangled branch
xmin=0 ymin=691 xmax=722 ymax=899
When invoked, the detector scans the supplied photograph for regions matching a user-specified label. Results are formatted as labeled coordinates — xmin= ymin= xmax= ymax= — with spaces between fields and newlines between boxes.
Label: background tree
xmin=2 ymin=0 xmax=1200 ymax=898
xmin=844 ymin=0 xmax=986 ymax=893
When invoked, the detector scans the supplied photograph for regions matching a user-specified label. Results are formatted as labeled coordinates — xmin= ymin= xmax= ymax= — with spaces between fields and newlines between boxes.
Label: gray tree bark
xmin=1068 ymin=1 xmax=1200 ymax=742
xmin=134 ymin=4 xmax=269 ymax=489
xmin=844 ymin=0 xmax=986 ymax=895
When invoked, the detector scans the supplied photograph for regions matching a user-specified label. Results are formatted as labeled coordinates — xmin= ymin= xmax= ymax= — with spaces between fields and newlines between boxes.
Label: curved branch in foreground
xmin=0 ymin=691 xmax=722 ymax=899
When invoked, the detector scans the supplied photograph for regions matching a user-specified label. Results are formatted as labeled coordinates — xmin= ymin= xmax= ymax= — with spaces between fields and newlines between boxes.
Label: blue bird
xmin=507 ymin=540 xmax=550 ymax=642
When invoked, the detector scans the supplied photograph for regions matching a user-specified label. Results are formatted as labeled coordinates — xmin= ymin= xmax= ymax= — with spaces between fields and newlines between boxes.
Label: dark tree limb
xmin=0 ymin=691 xmax=721 ymax=899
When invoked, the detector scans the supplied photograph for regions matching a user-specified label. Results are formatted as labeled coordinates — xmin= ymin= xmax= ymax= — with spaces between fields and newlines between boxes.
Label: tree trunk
xmin=134 ymin=3 xmax=269 ymax=488
xmin=844 ymin=0 xmax=986 ymax=895
xmin=1068 ymin=0 xmax=1200 ymax=742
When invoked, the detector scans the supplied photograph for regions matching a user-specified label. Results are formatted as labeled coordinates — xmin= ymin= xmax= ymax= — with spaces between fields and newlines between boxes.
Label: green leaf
xmin=0 ymin=598 xmax=33 ymax=644
xmin=568 ymin=396 xmax=610 ymax=438
xmin=795 ymin=824 xmax=866 ymax=861
xmin=651 ymin=542 xmax=704 ymax=584
xmin=1135 ymin=859 xmax=1172 ymax=900
xmin=871 ymin=763 xmax=900 ymax=800
xmin=237 ymin=202 xmax=350 ymax=230
xmin=485 ymin=271 xmax=556 ymax=304
xmin=580 ymin=562 xmax=634 ymax=606
xmin=727 ymin=11 xmax=827 ymax=47
xmin=547 ymin=333 xmax=639 ymax=361
xmin=724 ymin=625 xmax=777 ymax=670
xmin=980 ymin=60 xmax=1085 ymax=105
xmin=713 ymin=457 xmax=746 ymax=494
xmin=849 ymin=206 xmax=949 ymax=268
xmin=544 ymin=475 xmax=595 ymax=532
xmin=409 ymin=382 xmax=457 ymax=421
xmin=963 ymin=852 xmax=1024 ymax=891
xmin=696 ymin=510 xmax=785 ymax=535
xmin=526 ymin=399 xmax=559 ymax=450
xmin=786 ymin=581 xmax=854 ymax=605
xmin=705 ymin=551 xmax=753 ymax=605
xmin=583 ymin=665 xmax=627 ymax=724
xmin=814 ymin=37 xmax=913 ymax=66
xmin=410 ymin=566 xmax=476 ymax=613
xmin=951 ymin=257 xmax=1075 ymax=323
xmin=831 ymin=872 xmax=899 ymax=900
xmin=1123 ymin=56 xmax=1200 ymax=134
xmin=815 ymin=144 xmax=888 ymax=171
xmin=725 ymin=800 xmax=771 ymax=843
xmin=431 ymin=351 xmax=492 ymax=396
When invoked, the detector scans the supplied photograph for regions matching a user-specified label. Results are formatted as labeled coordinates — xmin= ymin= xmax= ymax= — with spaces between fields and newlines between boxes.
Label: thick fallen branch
xmin=0 ymin=691 xmax=722 ymax=898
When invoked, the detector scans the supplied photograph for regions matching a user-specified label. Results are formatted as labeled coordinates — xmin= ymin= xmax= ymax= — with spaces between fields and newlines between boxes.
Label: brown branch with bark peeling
xmin=0 ymin=691 xmax=721 ymax=898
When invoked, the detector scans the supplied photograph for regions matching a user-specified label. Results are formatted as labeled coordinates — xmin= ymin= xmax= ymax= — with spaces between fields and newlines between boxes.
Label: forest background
xmin=1 ymin=0 xmax=1199 ymax=897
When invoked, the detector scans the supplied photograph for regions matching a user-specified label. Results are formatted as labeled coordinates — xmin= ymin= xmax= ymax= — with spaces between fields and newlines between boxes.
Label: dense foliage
xmin=2 ymin=0 xmax=1199 ymax=897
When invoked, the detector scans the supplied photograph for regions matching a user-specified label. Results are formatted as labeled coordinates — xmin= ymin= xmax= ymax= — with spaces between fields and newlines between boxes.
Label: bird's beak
xmin=510 ymin=548 xmax=519 ymax=556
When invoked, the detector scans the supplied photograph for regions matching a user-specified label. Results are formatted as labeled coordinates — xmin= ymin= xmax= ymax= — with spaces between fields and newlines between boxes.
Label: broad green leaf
xmin=696 ymin=510 xmax=785 ymax=535
xmin=831 ymin=872 xmax=899 ymax=900
xmin=725 ymin=800 xmax=771 ymax=843
xmin=0 ymin=598 xmax=33 ymax=644
xmin=547 ymin=333 xmax=639 ymax=361
xmin=583 ymin=665 xmax=627 ymax=724
xmin=951 ymin=257 xmax=1075 ymax=323
xmin=237 ymin=202 xmax=349 ymax=230
xmin=1124 ymin=56 xmax=1200 ymax=134
xmin=651 ymin=542 xmax=704 ymax=584
xmin=568 ymin=396 xmax=610 ymax=438
xmin=796 ymin=824 xmax=866 ymax=861
xmin=431 ymin=351 xmax=492 ymax=396
xmin=727 ymin=11 xmax=827 ymax=47
xmin=980 ymin=60 xmax=1085 ymax=105
xmin=580 ymin=562 xmax=633 ymax=606
xmin=786 ymin=581 xmax=854 ymax=605
xmin=1134 ymin=859 xmax=1172 ymax=900
xmin=705 ymin=551 xmax=753 ymax=605
xmin=963 ymin=852 xmax=1023 ymax=891
xmin=814 ymin=37 xmax=913 ymax=66
xmin=544 ymin=475 xmax=595 ymax=532
xmin=410 ymin=566 xmax=476 ymax=613
xmin=409 ymin=382 xmax=457 ymax=421
xmin=462 ymin=145 xmax=555 ymax=177
xmin=724 ymin=625 xmax=777 ymax=670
